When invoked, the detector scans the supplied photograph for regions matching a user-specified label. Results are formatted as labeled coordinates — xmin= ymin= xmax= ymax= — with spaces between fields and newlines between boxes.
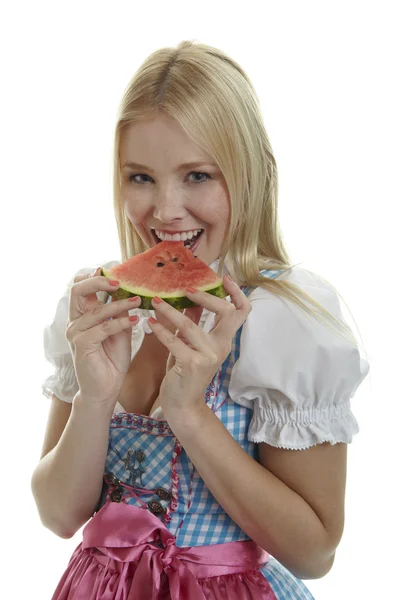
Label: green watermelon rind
xmin=100 ymin=268 xmax=227 ymax=310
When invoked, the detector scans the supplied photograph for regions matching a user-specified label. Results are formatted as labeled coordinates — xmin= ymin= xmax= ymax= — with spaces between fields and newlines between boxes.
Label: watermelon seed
xmin=156 ymin=262 xmax=165 ymax=267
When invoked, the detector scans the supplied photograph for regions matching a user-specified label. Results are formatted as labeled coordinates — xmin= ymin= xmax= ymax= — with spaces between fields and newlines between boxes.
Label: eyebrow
xmin=122 ymin=161 xmax=218 ymax=171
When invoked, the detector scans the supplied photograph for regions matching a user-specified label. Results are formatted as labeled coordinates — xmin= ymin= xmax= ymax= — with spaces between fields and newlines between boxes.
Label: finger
xmin=185 ymin=275 xmax=251 ymax=336
xmin=72 ymin=268 xmax=107 ymax=311
xmin=150 ymin=299 xmax=209 ymax=353
xmin=72 ymin=314 xmax=140 ymax=350
xmin=72 ymin=266 xmax=101 ymax=285
xmin=147 ymin=317 xmax=201 ymax=363
xmin=73 ymin=267 xmax=102 ymax=302
xmin=69 ymin=271 xmax=122 ymax=322
xmin=175 ymin=305 xmax=203 ymax=345
xmin=67 ymin=296 xmax=141 ymax=338
xmin=84 ymin=268 xmax=114 ymax=311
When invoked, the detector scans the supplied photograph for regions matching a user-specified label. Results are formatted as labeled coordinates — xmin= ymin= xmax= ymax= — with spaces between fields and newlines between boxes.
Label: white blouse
xmin=42 ymin=260 xmax=369 ymax=450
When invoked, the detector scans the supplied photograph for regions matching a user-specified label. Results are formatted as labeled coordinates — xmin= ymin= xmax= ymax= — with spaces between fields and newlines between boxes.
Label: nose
xmin=152 ymin=190 xmax=188 ymax=223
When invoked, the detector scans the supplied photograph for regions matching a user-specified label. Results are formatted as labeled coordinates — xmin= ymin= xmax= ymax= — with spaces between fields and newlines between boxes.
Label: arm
xmin=33 ymin=266 xmax=144 ymax=539
xmin=31 ymin=393 xmax=113 ymax=538
xmin=165 ymin=403 xmax=346 ymax=580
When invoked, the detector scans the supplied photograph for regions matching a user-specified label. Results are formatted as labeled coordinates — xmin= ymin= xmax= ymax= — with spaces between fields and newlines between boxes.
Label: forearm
xmin=165 ymin=403 xmax=335 ymax=580
xmin=31 ymin=392 xmax=113 ymax=538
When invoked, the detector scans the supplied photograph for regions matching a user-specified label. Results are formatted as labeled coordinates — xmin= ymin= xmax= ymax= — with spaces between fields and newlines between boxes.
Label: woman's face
xmin=120 ymin=113 xmax=230 ymax=267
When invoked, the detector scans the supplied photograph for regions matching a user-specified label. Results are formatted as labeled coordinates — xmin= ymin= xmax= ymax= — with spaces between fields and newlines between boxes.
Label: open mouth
xmin=151 ymin=229 xmax=204 ymax=252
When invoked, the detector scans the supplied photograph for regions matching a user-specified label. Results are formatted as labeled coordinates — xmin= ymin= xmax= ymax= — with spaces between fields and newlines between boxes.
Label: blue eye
xmin=128 ymin=174 xmax=151 ymax=184
xmin=128 ymin=171 xmax=211 ymax=184
xmin=188 ymin=172 xmax=211 ymax=183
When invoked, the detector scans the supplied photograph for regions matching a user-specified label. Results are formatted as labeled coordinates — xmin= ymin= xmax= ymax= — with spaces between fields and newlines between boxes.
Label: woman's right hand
xmin=65 ymin=267 xmax=142 ymax=407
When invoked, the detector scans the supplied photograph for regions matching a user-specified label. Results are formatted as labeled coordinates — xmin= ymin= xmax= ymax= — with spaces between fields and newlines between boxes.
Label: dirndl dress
xmin=51 ymin=271 xmax=315 ymax=599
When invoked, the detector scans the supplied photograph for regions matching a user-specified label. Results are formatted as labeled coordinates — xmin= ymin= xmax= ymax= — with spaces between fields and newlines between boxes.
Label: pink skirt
xmin=52 ymin=501 xmax=276 ymax=599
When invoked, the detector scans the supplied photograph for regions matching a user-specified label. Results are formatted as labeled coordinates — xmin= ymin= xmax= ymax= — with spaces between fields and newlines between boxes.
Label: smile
xmin=151 ymin=228 xmax=204 ymax=249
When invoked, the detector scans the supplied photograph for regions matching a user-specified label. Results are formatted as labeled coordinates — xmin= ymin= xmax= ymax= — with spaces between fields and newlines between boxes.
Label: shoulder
xmin=250 ymin=265 xmax=340 ymax=308
xmin=229 ymin=266 xmax=369 ymax=448
xmin=245 ymin=265 xmax=347 ymax=338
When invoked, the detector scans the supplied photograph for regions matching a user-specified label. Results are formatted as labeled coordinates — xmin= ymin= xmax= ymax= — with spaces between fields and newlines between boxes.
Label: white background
xmin=1 ymin=1 xmax=399 ymax=598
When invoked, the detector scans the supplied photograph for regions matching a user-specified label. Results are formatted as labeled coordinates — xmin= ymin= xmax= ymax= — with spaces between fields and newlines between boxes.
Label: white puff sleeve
xmin=228 ymin=267 xmax=370 ymax=450
xmin=41 ymin=261 xmax=119 ymax=403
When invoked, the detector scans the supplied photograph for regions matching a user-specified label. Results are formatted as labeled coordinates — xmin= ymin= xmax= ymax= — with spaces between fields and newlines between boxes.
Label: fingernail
xmin=109 ymin=280 xmax=120 ymax=286
xmin=152 ymin=296 xmax=163 ymax=304
xmin=148 ymin=317 xmax=157 ymax=324
xmin=128 ymin=296 xmax=140 ymax=302
xmin=185 ymin=286 xmax=197 ymax=293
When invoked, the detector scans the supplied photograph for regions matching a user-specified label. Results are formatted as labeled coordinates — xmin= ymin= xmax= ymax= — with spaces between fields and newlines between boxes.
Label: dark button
xmin=155 ymin=488 xmax=172 ymax=501
xmin=135 ymin=449 xmax=146 ymax=463
xmin=105 ymin=472 xmax=120 ymax=485
xmin=110 ymin=490 xmax=123 ymax=503
xmin=148 ymin=500 xmax=166 ymax=515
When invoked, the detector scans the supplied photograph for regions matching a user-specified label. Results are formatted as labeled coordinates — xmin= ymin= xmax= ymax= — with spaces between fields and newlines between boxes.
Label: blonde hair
xmin=112 ymin=40 xmax=365 ymax=348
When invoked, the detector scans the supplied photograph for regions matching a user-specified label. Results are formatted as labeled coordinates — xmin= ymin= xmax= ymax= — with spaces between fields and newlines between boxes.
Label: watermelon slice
xmin=101 ymin=241 xmax=227 ymax=309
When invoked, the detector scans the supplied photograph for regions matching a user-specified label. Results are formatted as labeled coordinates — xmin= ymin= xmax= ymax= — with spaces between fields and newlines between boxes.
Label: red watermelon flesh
xmin=101 ymin=241 xmax=226 ymax=309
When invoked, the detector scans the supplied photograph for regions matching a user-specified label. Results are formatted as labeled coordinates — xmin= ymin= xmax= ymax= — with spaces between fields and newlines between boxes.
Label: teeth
xmin=184 ymin=230 xmax=202 ymax=248
xmin=154 ymin=228 xmax=202 ymax=242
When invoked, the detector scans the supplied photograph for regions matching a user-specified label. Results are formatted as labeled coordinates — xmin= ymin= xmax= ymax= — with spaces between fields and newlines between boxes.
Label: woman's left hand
xmin=148 ymin=274 xmax=251 ymax=418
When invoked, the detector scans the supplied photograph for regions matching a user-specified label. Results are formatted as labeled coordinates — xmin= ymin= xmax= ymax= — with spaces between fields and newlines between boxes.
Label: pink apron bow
xmin=82 ymin=502 xmax=271 ymax=599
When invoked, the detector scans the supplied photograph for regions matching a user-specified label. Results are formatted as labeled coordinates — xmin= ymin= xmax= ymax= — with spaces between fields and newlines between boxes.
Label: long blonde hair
xmin=112 ymin=40 xmax=363 ymax=347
